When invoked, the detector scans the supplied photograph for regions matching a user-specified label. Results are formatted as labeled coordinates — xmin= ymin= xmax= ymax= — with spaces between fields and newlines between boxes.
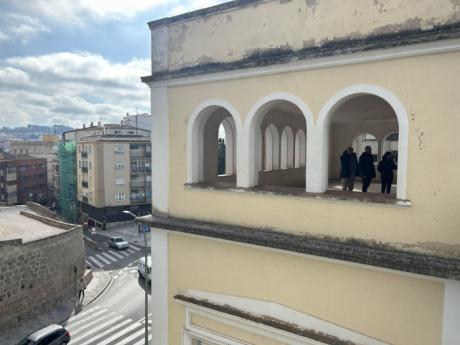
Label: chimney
xmin=83 ymin=124 xmax=86 ymax=128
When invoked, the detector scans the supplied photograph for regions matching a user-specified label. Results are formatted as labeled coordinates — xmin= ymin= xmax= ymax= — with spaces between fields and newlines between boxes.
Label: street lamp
xmin=123 ymin=210 xmax=149 ymax=345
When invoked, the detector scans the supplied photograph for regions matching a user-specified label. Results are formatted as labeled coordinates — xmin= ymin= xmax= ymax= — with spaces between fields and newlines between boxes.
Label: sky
xmin=0 ymin=0 xmax=226 ymax=128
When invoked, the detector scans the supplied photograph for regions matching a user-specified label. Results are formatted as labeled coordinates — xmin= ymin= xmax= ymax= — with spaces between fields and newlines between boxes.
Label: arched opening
xmin=382 ymin=132 xmax=399 ymax=164
xmin=280 ymin=126 xmax=294 ymax=170
xmin=327 ymin=95 xmax=398 ymax=196
xmin=294 ymin=129 xmax=306 ymax=168
xmin=253 ymin=100 xmax=307 ymax=189
xmin=187 ymin=101 xmax=240 ymax=186
xmin=264 ymin=124 xmax=280 ymax=171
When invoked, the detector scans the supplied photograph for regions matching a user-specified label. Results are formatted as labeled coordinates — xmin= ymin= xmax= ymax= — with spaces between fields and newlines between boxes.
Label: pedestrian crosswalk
xmin=86 ymin=243 xmax=144 ymax=269
xmin=63 ymin=306 xmax=152 ymax=345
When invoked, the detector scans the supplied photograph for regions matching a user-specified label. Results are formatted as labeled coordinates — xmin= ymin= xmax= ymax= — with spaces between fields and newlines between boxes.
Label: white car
xmin=108 ymin=236 xmax=129 ymax=250
xmin=138 ymin=256 xmax=151 ymax=281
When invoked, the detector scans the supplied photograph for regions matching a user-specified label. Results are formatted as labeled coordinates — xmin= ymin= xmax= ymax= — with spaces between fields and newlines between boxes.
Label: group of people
xmin=340 ymin=146 xmax=397 ymax=194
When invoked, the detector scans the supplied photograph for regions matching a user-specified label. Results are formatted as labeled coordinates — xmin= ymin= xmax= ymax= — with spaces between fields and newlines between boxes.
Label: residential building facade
xmin=77 ymin=135 xmax=152 ymax=228
xmin=141 ymin=1 xmax=460 ymax=345
xmin=8 ymin=139 xmax=58 ymax=201
xmin=0 ymin=153 xmax=18 ymax=205
xmin=15 ymin=156 xmax=47 ymax=204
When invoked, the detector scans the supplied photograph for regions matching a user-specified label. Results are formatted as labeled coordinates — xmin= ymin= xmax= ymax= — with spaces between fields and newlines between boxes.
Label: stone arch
xmin=264 ymin=124 xmax=280 ymax=171
xmin=187 ymin=99 xmax=242 ymax=184
xmin=241 ymin=92 xmax=314 ymax=189
xmin=294 ymin=129 xmax=306 ymax=168
xmin=280 ymin=126 xmax=294 ymax=170
xmin=316 ymin=85 xmax=408 ymax=199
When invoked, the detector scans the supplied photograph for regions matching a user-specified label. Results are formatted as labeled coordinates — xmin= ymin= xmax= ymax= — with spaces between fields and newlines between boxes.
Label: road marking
xmin=68 ymin=314 xmax=124 ymax=343
xmin=100 ymin=252 xmax=117 ymax=262
xmin=114 ymin=327 xmax=145 ymax=345
xmin=129 ymin=244 xmax=141 ymax=251
xmin=108 ymin=250 xmax=124 ymax=259
xmin=66 ymin=308 xmax=107 ymax=328
xmin=95 ymin=254 xmax=111 ymax=265
xmin=87 ymin=256 xmax=104 ymax=269
xmin=95 ymin=322 xmax=140 ymax=345
xmin=69 ymin=312 xmax=117 ymax=334
xmin=75 ymin=318 xmax=132 ymax=345
xmin=126 ymin=248 xmax=136 ymax=254
xmin=132 ymin=333 xmax=152 ymax=345
xmin=63 ymin=306 xmax=100 ymax=324
xmin=118 ymin=250 xmax=130 ymax=257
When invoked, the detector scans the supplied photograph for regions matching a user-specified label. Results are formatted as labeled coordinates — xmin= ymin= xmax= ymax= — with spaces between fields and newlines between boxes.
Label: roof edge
xmin=148 ymin=0 xmax=264 ymax=28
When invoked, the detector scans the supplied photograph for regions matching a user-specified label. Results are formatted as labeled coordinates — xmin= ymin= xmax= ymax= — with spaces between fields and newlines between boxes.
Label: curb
xmin=85 ymin=272 xmax=113 ymax=307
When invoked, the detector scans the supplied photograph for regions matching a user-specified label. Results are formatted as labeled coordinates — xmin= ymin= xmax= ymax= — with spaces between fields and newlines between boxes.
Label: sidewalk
xmin=0 ymin=271 xmax=111 ymax=345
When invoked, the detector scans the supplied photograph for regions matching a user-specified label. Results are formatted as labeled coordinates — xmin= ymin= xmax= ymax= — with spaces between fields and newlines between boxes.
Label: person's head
xmin=346 ymin=147 xmax=353 ymax=154
xmin=383 ymin=151 xmax=393 ymax=160
xmin=365 ymin=146 xmax=372 ymax=154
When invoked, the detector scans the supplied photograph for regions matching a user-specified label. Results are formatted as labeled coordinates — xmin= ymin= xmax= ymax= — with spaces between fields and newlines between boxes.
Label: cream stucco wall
xmin=168 ymin=233 xmax=445 ymax=345
xmin=166 ymin=51 xmax=460 ymax=247
xmin=152 ymin=0 xmax=460 ymax=73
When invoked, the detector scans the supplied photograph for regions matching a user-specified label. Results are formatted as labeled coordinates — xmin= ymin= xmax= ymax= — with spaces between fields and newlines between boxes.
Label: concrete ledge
xmin=26 ymin=201 xmax=56 ymax=219
xmin=20 ymin=210 xmax=77 ymax=230
xmin=141 ymin=214 xmax=460 ymax=281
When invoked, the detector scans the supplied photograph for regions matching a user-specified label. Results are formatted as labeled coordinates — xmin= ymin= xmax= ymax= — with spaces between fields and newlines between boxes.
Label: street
xmin=63 ymin=227 xmax=152 ymax=345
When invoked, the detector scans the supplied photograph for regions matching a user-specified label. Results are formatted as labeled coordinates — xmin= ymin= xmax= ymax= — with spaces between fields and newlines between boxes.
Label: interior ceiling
xmin=331 ymin=95 xmax=397 ymax=123
xmin=268 ymin=101 xmax=302 ymax=116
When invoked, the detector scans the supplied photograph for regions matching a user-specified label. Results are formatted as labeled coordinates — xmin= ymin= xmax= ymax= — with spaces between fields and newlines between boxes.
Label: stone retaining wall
xmin=0 ymin=227 xmax=85 ymax=330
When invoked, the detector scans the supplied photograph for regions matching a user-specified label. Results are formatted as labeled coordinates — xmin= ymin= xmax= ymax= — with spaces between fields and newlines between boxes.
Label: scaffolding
xmin=57 ymin=141 xmax=78 ymax=223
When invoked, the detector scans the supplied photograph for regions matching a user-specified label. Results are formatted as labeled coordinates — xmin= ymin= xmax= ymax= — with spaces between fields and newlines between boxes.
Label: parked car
xmin=18 ymin=324 xmax=70 ymax=345
xmin=108 ymin=236 xmax=129 ymax=250
xmin=138 ymin=255 xmax=151 ymax=281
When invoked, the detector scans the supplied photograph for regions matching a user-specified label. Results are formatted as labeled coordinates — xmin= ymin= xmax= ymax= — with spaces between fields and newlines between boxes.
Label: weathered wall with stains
xmin=149 ymin=0 xmax=460 ymax=76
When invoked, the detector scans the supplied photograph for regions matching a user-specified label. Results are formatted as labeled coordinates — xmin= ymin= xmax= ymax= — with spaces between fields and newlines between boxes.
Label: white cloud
xmin=0 ymin=52 xmax=150 ymax=127
xmin=0 ymin=12 xmax=49 ymax=43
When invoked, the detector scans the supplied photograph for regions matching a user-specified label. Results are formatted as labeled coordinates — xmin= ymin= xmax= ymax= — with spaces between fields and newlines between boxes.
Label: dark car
xmin=18 ymin=324 xmax=70 ymax=345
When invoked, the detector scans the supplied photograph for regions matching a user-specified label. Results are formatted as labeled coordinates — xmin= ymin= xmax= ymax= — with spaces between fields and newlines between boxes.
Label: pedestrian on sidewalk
xmin=78 ymin=278 xmax=86 ymax=302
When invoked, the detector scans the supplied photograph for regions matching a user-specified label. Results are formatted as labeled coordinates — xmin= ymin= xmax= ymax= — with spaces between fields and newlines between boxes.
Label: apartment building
xmin=141 ymin=1 xmax=460 ymax=345
xmin=77 ymin=135 xmax=151 ymax=229
xmin=9 ymin=139 xmax=57 ymax=200
xmin=0 ymin=152 xmax=18 ymax=205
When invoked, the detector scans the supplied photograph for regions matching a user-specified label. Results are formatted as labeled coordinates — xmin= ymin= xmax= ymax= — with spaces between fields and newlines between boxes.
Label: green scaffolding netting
xmin=57 ymin=141 xmax=78 ymax=223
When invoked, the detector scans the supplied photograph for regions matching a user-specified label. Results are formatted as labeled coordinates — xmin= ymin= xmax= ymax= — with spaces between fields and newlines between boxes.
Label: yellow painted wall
xmin=168 ymin=233 xmax=444 ymax=345
xmin=166 ymin=51 xmax=460 ymax=247
xmin=191 ymin=314 xmax=288 ymax=345
xmin=156 ymin=0 xmax=460 ymax=72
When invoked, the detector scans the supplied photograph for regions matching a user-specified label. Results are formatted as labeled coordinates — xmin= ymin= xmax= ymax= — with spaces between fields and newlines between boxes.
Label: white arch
xmin=280 ymin=126 xmax=294 ymax=169
xmin=294 ymin=129 xmax=306 ymax=168
xmin=241 ymin=92 xmax=314 ymax=188
xmin=221 ymin=117 xmax=236 ymax=175
xmin=187 ymin=99 xmax=242 ymax=184
xmin=264 ymin=124 xmax=280 ymax=171
xmin=315 ymin=85 xmax=409 ymax=199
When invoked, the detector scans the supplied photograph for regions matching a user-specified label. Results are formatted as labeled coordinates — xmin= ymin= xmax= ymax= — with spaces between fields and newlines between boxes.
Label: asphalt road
xmin=65 ymin=230 xmax=152 ymax=345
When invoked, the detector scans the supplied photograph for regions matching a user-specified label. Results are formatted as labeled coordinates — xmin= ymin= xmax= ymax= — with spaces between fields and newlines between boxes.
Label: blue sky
xmin=0 ymin=0 xmax=226 ymax=128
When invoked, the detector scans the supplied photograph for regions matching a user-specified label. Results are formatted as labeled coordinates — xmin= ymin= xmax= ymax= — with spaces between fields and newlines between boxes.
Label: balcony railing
xmin=81 ymin=151 xmax=88 ymax=158
xmin=81 ymin=166 xmax=88 ymax=173
xmin=6 ymin=173 xmax=17 ymax=181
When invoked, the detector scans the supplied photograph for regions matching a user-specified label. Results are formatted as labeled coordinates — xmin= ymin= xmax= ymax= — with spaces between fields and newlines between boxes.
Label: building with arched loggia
xmin=141 ymin=1 xmax=460 ymax=344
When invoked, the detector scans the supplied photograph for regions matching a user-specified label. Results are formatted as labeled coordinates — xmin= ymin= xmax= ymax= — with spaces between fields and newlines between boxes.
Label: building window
xmin=115 ymin=162 xmax=125 ymax=169
xmin=114 ymin=146 xmax=124 ymax=154
xmin=115 ymin=193 xmax=126 ymax=201
xmin=115 ymin=178 xmax=125 ymax=185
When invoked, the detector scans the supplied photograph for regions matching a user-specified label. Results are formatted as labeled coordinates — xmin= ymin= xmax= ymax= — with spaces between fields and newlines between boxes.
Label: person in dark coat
xmin=340 ymin=147 xmax=359 ymax=191
xmin=358 ymin=146 xmax=376 ymax=192
xmin=377 ymin=151 xmax=397 ymax=194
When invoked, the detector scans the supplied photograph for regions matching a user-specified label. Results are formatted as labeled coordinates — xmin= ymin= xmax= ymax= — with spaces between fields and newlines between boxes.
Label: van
xmin=138 ymin=256 xmax=151 ymax=281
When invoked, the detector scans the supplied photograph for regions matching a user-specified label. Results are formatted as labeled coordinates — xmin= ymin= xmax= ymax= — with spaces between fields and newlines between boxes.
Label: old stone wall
xmin=0 ymin=228 xmax=85 ymax=330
